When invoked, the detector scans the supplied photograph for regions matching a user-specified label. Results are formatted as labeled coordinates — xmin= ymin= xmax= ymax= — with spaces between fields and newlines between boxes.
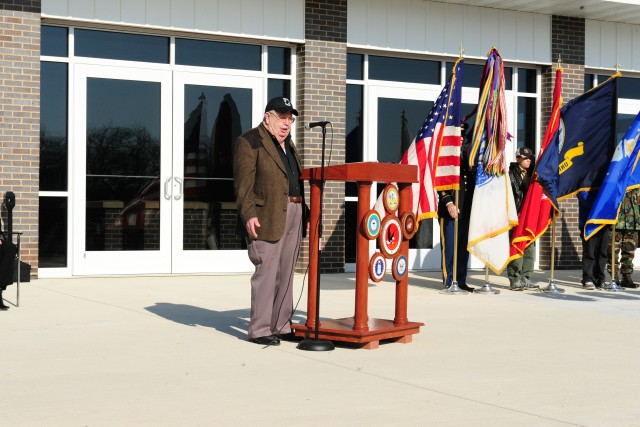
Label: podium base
xmin=297 ymin=339 xmax=335 ymax=351
xmin=292 ymin=317 xmax=423 ymax=349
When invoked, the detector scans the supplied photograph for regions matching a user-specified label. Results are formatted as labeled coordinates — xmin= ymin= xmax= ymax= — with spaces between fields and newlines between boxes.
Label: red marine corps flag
xmin=508 ymin=67 xmax=562 ymax=260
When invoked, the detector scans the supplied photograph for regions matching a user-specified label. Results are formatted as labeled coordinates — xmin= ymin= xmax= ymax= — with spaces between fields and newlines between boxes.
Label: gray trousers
xmin=246 ymin=202 xmax=302 ymax=338
xmin=507 ymin=242 xmax=535 ymax=286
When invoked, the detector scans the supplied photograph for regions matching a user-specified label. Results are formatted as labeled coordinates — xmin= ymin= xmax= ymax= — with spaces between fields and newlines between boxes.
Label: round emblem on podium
xmin=382 ymin=184 xmax=399 ymax=213
xmin=368 ymin=252 xmax=386 ymax=282
xmin=361 ymin=209 xmax=382 ymax=240
xmin=378 ymin=215 xmax=402 ymax=258
xmin=392 ymin=255 xmax=408 ymax=281
xmin=400 ymin=211 xmax=417 ymax=240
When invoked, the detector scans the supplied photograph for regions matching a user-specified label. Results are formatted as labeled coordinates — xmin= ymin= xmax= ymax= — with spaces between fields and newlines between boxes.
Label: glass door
xmin=72 ymin=64 xmax=173 ymax=275
xmin=367 ymin=84 xmax=488 ymax=270
xmin=171 ymin=71 xmax=263 ymax=273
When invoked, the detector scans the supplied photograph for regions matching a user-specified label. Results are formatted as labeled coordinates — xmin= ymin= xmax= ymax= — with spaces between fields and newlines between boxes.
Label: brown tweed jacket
xmin=233 ymin=123 xmax=304 ymax=242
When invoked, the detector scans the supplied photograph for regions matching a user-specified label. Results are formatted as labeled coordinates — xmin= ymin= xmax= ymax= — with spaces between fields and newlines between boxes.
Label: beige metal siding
xmin=42 ymin=0 xmax=305 ymax=42
xmin=347 ymin=0 xmax=551 ymax=64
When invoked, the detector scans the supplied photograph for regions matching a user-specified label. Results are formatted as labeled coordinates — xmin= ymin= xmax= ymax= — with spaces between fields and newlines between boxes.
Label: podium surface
xmin=292 ymin=162 xmax=424 ymax=349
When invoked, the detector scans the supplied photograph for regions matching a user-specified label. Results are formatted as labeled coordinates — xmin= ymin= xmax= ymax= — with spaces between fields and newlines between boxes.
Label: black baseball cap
xmin=265 ymin=97 xmax=299 ymax=116
xmin=460 ymin=121 xmax=469 ymax=136
xmin=516 ymin=147 xmax=533 ymax=159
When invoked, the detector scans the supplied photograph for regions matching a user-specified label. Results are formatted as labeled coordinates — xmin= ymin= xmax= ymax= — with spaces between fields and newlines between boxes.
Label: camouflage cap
xmin=516 ymin=147 xmax=533 ymax=159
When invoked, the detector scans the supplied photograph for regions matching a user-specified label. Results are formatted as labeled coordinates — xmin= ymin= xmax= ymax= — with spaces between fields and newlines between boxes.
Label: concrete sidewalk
xmin=2 ymin=269 xmax=640 ymax=427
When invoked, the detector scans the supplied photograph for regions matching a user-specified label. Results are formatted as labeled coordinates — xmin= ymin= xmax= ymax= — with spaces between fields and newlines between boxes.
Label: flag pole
xmin=475 ymin=264 xmax=500 ymax=294
xmin=470 ymin=45 xmax=500 ymax=295
xmin=604 ymin=227 xmax=622 ymax=291
xmin=440 ymin=49 xmax=468 ymax=295
xmin=602 ymin=57 xmax=623 ymax=291
xmin=542 ymin=215 xmax=565 ymax=293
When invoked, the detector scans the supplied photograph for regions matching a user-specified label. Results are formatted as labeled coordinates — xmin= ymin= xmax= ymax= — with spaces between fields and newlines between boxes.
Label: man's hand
xmin=447 ymin=202 xmax=458 ymax=219
xmin=246 ymin=217 xmax=260 ymax=239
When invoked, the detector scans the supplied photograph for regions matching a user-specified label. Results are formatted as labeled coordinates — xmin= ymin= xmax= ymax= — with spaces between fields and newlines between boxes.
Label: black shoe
xmin=248 ymin=335 xmax=280 ymax=346
xmin=621 ymin=275 xmax=639 ymax=288
xmin=277 ymin=332 xmax=299 ymax=342
xmin=458 ymin=284 xmax=474 ymax=292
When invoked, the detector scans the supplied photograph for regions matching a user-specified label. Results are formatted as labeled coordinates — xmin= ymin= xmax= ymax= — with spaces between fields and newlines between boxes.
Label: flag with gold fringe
xmin=466 ymin=48 xmax=519 ymax=274
xmin=584 ymin=111 xmax=640 ymax=239
xmin=535 ymin=74 xmax=619 ymax=211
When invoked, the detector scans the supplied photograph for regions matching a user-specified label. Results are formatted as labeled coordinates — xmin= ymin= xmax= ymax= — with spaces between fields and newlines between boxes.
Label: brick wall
xmin=296 ymin=0 xmax=347 ymax=273
xmin=0 ymin=2 xmax=41 ymax=277
xmin=537 ymin=15 xmax=586 ymax=270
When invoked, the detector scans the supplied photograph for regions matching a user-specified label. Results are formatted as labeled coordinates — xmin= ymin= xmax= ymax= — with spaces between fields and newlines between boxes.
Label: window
xmin=40 ymin=62 xmax=68 ymax=191
xmin=369 ymin=56 xmax=439 ymax=84
xmin=175 ymin=38 xmax=260 ymax=70
xmin=446 ymin=62 xmax=513 ymax=90
xmin=347 ymin=53 xmax=364 ymax=80
xmin=41 ymin=26 xmax=67 ymax=57
xmin=75 ymin=29 xmax=169 ymax=63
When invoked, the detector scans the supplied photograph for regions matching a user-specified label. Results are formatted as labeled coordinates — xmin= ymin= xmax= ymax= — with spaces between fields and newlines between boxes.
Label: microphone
xmin=305 ymin=120 xmax=330 ymax=129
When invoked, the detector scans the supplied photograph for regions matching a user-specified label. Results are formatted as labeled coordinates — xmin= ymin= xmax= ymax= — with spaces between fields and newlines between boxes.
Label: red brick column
xmin=296 ymin=0 xmax=347 ymax=273
xmin=538 ymin=15 xmax=585 ymax=270
xmin=0 ymin=2 xmax=41 ymax=277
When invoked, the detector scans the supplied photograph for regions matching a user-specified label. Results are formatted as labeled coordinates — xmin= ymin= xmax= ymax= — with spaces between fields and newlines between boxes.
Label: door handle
xmin=174 ymin=177 xmax=183 ymax=200
xmin=163 ymin=177 xmax=172 ymax=200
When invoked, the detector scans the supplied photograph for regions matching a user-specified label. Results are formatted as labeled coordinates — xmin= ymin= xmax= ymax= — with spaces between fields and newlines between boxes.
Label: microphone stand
xmin=298 ymin=123 xmax=335 ymax=351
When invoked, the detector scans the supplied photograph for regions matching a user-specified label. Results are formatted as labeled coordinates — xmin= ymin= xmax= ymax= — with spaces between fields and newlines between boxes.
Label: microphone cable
xmin=269 ymin=202 xmax=312 ymax=346
xmin=269 ymin=122 xmax=335 ymax=346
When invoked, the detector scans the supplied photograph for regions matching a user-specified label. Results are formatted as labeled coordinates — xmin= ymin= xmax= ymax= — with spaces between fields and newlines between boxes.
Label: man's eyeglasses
xmin=269 ymin=111 xmax=295 ymax=123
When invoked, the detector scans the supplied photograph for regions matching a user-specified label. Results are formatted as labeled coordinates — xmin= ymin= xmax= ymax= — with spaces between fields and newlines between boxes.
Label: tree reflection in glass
xmin=85 ymin=78 xmax=161 ymax=251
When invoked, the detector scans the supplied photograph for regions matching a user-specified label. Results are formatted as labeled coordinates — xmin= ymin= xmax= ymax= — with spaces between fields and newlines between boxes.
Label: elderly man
xmin=233 ymin=97 xmax=306 ymax=346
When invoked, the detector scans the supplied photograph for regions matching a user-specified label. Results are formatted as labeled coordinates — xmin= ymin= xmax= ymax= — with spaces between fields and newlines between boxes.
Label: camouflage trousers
xmin=607 ymin=229 xmax=639 ymax=277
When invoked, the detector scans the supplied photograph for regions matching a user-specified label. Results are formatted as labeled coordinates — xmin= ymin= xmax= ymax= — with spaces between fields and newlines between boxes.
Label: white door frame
xmin=366 ymin=84 xmax=448 ymax=270
xmin=366 ymin=83 xmax=516 ymax=271
xmin=72 ymin=64 xmax=173 ymax=275
xmin=171 ymin=70 xmax=263 ymax=273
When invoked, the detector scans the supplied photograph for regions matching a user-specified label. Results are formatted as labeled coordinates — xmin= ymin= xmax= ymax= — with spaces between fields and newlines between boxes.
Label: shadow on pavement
xmin=145 ymin=303 xmax=310 ymax=341
xmin=145 ymin=303 xmax=249 ymax=340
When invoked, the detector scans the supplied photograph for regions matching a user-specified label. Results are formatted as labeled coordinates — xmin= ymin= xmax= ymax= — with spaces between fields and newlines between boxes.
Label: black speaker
xmin=13 ymin=260 xmax=31 ymax=283
xmin=4 ymin=191 xmax=15 ymax=210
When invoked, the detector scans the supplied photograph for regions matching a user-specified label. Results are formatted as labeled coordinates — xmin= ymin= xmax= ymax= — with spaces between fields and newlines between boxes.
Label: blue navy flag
xmin=535 ymin=75 xmax=619 ymax=211
xmin=584 ymin=111 xmax=640 ymax=240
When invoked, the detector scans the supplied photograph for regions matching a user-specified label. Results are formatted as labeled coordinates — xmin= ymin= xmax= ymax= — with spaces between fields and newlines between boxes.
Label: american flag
xmin=401 ymin=58 xmax=463 ymax=221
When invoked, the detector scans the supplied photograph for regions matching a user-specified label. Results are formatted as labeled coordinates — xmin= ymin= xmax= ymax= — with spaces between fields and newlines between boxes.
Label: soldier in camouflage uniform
xmin=609 ymin=188 xmax=640 ymax=288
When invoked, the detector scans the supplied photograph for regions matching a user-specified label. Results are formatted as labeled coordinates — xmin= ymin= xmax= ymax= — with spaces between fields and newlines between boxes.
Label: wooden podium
xmin=292 ymin=162 xmax=424 ymax=349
